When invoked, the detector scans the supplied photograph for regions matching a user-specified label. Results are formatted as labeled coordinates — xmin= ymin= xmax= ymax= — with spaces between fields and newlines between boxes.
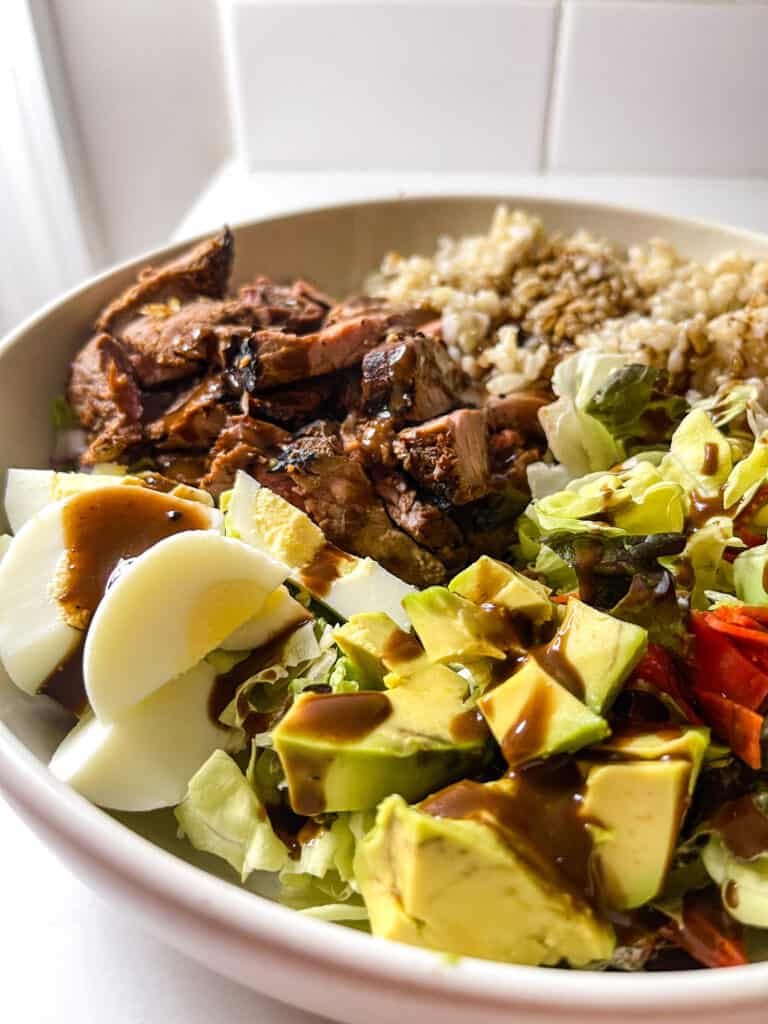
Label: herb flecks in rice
xmin=367 ymin=207 xmax=768 ymax=400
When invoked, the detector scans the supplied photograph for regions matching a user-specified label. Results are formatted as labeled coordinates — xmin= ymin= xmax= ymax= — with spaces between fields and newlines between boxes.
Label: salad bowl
xmin=2 ymin=196 xmax=768 ymax=1023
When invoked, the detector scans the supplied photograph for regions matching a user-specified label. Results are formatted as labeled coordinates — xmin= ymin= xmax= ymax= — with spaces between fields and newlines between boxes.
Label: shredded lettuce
xmin=175 ymin=750 xmax=289 ymax=880
xmin=703 ymin=836 xmax=768 ymax=929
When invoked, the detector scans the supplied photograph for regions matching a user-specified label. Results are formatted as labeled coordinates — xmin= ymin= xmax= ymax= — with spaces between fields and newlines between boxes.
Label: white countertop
xmin=5 ymin=165 xmax=768 ymax=1024
xmin=173 ymin=161 xmax=768 ymax=241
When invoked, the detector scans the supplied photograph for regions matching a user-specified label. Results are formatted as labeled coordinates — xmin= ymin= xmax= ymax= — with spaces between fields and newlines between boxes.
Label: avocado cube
xmin=579 ymin=726 xmax=708 ymax=910
xmin=403 ymin=587 xmax=517 ymax=663
xmin=478 ymin=659 xmax=609 ymax=767
xmin=551 ymin=599 xmax=647 ymax=714
xmin=449 ymin=556 xmax=553 ymax=624
xmin=333 ymin=612 xmax=429 ymax=688
xmin=354 ymin=790 xmax=615 ymax=967
xmin=273 ymin=665 xmax=486 ymax=814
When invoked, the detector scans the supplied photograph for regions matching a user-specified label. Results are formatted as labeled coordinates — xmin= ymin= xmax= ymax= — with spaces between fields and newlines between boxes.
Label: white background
xmin=0 ymin=794 xmax=329 ymax=1024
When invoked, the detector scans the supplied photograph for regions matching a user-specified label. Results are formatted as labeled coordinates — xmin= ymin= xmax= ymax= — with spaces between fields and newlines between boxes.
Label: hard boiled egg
xmin=49 ymin=659 xmax=242 ymax=810
xmin=0 ymin=502 xmax=82 ymax=694
xmin=0 ymin=486 xmax=223 ymax=699
xmin=227 ymin=470 xmax=415 ymax=629
xmin=220 ymin=584 xmax=310 ymax=651
xmin=84 ymin=531 xmax=287 ymax=722
xmin=4 ymin=467 xmax=213 ymax=535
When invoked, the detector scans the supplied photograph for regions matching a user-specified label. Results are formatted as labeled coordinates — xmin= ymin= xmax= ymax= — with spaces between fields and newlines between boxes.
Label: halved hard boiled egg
xmin=220 ymin=584 xmax=310 ymax=651
xmin=0 ymin=485 xmax=223 ymax=700
xmin=49 ymin=659 xmax=242 ymax=810
xmin=84 ymin=530 xmax=287 ymax=722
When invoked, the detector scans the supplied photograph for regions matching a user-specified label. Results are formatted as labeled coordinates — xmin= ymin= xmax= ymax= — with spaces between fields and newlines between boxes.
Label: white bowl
xmin=2 ymin=196 xmax=768 ymax=1024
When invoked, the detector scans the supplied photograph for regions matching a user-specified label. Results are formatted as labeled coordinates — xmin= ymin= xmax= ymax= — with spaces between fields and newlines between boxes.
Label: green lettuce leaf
xmin=174 ymin=750 xmax=289 ymax=881
xmin=734 ymin=543 xmax=768 ymax=605
xmin=703 ymin=835 xmax=768 ymax=929
xmin=585 ymin=365 xmax=688 ymax=449
xmin=538 ymin=352 xmax=628 ymax=478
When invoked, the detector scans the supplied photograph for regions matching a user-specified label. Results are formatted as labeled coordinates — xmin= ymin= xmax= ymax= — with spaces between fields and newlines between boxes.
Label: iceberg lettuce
xmin=175 ymin=750 xmax=289 ymax=880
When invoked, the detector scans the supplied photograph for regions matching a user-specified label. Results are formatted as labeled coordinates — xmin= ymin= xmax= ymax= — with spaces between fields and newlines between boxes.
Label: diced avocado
xmin=403 ymin=587 xmax=520 ymax=663
xmin=449 ymin=556 xmax=553 ymax=625
xmin=333 ymin=613 xmax=429 ymax=688
xmin=354 ymin=789 xmax=615 ymax=967
xmin=551 ymin=598 xmax=647 ymax=714
xmin=273 ymin=665 xmax=486 ymax=814
xmin=593 ymin=726 xmax=709 ymax=793
xmin=478 ymin=658 xmax=609 ymax=767
xmin=579 ymin=726 xmax=709 ymax=910
xmin=734 ymin=543 xmax=768 ymax=605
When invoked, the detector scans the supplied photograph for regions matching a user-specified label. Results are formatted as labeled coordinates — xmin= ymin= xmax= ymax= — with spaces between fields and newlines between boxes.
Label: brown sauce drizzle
xmin=265 ymin=803 xmax=310 ymax=860
xmin=382 ymin=627 xmax=424 ymax=665
xmin=571 ymin=539 xmax=605 ymax=605
xmin=687 ymin=491 xmax=726 ymax=530
xmin=298 ymin=542 xmax=354 ymax=597
xmin=40 ymin=648 xmax=87 ymax=716
xmin=449 ymin=707 xmax=491 ymax=745
xmin=286 ymin=748 xmax=332 ymax=816
xmin=284 ymin=691 xmax=392 ymax=743
xmin=422 ymin=759 xmax=598 ymax=907
xmin=206 ymin=623 xmax=305 ymax=727
xmin=762 ymin=560 xmax=768 ymax=593
xmin=531 ymin=630 xmax=585 ymax=702
xmin=486 ymin=652 xmax=527 ymax=690
xmin=479 ymin=603 xmax=534 ymax=652
xmin=701 ymin=442 xmax=720 ymax=477
xmin=499 ymin=681 xmax=555 ymax=765
xmin=711 ymin=793 xmax=768 ymax=861
xmin=58 ymin=486 xmax=210 ymax=626
xmin=725 ymin=879 xmax=740 ymax=909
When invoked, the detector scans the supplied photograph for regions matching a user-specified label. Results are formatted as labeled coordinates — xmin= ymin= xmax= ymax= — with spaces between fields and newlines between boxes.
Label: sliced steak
xmin=119 ymin=298 xmax=239 ymax=386
xmin=489 ymin=429 xmax=545 ymax=489
xmin=232 ymin=277 xmax=332 ymax=334
xmin=486 ymin=391 xmax=551 ymax=437
xmin=97 ymin=228 xmax=233 ymax=336
xmin=155 ymin=452 xmax=210 ymax=485
xmin=146 ymin=375 xmax=229 ymax=449
xmin=201 ymin=414 xmax=291 ymax=497
xmin=371 ymin=468 xmax=466 ymax=568
xmin=454 ymin=486 xmax=531 ymax=564
xmin=360 ymin=332 xmax=465 ymax=424
xmin=232 ymin=312 xmax=408 ymax=392
xmin=245 ymin=376 xmax=336 ymax=428
xmin=67 ymin=332 xmax=143 ymax=463
xmin=262 ymin=430 xmax=447 ymax=586
xmin=393 ymin=409 xmax=491 ymax=506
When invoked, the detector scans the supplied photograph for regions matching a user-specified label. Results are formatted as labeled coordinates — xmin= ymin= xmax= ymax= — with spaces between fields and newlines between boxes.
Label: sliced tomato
xmin=695 ymin=692 xmax=764 ymax=769
xmin=690 ymin=612 xmax=768 ymax=710
xmin=631 ymin=644 xmax=703 ymax=724
xmin=661 ymin=888 xmax=748 ymax=969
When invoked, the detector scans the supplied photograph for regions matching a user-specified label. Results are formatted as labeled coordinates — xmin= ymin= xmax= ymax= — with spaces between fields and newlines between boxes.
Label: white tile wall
xmin=549 ymin=1 xmax=768 ymax=175
xmin=223 ymin=0 xmax=768 ymax=178
xmin=224 ymin=0 xmax=558 ymax=171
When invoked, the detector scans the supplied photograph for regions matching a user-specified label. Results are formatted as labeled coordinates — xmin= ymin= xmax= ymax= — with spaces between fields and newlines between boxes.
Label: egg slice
xmin=0 ymin=487 xmax=224 ymax=699
xmin=84 ymin=531 xmax=287 ymax=722
xmin=220 ymin=584 xmax=310 ymax=651
xmin=0 ymin=502 xmax=83 ymax=695
xmin=4 ymin=467 xmax=214 ymax=534
xmin=49 ymin=659 xmax=241 ymax=811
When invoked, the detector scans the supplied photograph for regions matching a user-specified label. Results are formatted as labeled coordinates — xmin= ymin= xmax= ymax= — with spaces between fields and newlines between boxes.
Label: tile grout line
xmin=539 ymin=0 xmax=565 ymax=174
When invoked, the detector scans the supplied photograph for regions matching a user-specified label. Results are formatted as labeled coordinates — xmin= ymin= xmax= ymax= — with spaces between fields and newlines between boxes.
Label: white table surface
xmin=5 ymin=166 xmax=768 ymax=1024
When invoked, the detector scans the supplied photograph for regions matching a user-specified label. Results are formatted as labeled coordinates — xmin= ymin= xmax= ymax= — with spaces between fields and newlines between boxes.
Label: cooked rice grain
xmin=367 ymin=207 xmax=768 ymax=399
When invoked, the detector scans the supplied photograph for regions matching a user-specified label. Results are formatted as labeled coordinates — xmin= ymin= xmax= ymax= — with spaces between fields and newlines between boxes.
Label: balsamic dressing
xmin=40 ymin=648 xmax=88 ymax=716
xmin=298 ymin=543 xmax=354 ymax=596
xmin=711 ymin=792 xmax=768 ymax=860
xmin=422 ymin=759 xmax=599 ymax=908
xmin=381 ymin=627 xmax=424 ymax=665
xmin=285 ymin=691 xmax=392 ymax=743
xmin=58 ymin=486 xmax=209 ymax=625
